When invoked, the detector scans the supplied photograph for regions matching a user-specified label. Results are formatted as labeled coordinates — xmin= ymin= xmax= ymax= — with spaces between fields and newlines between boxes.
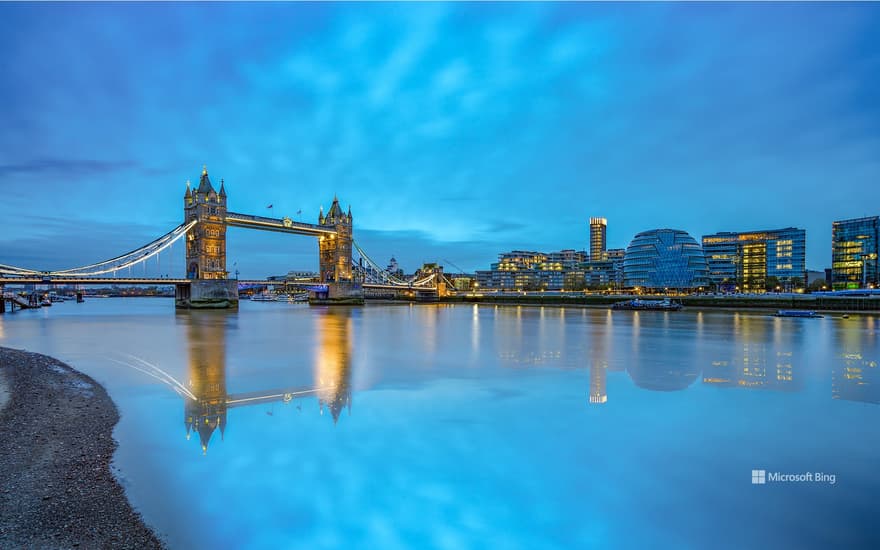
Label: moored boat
xmin=774 ymin=310 xmax=823 ymax=318
xmin=612 ymin=298 xmax=682 ymax=311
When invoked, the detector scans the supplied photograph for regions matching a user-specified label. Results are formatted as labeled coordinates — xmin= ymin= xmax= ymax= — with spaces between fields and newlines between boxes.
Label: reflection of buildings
xmin=184 ymin=312 xmax=228 ymax=454
xmin=587 ymin=312 xmax=611 ymax=404
xmin=627 ymin=361 xmax=700 ymax=391
xmin=832 ymin=319 xmax=879 ymax=404
xmin=315 ymin=309 xmax=353 ymax=423
xmin=585 ymin=310 xmax=631 ymax=403
xmin=702 ymin=315 xmax=800 ymax=391
xmin=589 ymin=362 xmax=607 ymax=404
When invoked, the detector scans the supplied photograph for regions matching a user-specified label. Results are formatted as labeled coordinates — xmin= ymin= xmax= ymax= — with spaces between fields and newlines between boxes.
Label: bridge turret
xmin=318 ymin=196 xmax=353 ymax=284
xmin=184 ymin=179 xmax=193 ymax=207
xmin=184 ymin=165 xmax=227 ymax=280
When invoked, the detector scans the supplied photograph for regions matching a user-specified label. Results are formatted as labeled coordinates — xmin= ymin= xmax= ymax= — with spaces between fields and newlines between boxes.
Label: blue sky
xmin=1 ymin=2 xmax=878 ymax=277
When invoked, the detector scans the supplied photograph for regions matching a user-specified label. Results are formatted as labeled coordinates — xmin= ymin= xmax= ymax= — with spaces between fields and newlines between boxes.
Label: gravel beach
xmin=0 ymin=347 xmax=164 ymax=549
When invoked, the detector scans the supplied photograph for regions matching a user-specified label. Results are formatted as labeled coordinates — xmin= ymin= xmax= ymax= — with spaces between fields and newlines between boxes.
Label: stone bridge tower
xmin=184 ymin=166 xmax=227 ymax=279
xmin=178 ymin=166 xmax=238 ymax=309
xmin=318 ymin=196 xmax=353 ymax=283
xmin=314 ymin=196 xmax=363 ymax=304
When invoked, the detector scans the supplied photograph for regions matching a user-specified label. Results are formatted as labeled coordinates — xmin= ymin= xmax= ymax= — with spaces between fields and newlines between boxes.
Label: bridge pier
xmin=175 ymin=280 xmax=239 ymax=309
xmin=310 ymin=281 xmax=364 ymax=305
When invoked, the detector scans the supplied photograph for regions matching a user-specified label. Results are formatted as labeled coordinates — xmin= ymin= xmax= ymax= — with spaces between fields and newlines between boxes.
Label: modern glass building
xmin=589 ymin=217 xmax=607 ymax=260
xmin=623 ymin=229 xmax=708 ymax=289
xmin=832 ymin=216 xmax=879 ymax=290
xmin=701 ymin=228 xmax=806 ymax=292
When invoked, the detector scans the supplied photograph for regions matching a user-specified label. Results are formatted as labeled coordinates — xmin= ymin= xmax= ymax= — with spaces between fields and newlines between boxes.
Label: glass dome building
xmin=623 ymin=229 xmax=708 ymax=289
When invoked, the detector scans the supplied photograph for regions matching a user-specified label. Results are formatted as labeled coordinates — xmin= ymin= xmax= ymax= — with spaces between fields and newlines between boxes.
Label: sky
xmin=1 ymin=2 xmax=878 ymax=278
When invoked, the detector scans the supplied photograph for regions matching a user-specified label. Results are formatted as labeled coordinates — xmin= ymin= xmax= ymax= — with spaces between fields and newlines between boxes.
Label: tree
xmin=808 ymin=279 xmax=827 ymax=292
xmin=765 ymin=276 xmax=781 ymax=292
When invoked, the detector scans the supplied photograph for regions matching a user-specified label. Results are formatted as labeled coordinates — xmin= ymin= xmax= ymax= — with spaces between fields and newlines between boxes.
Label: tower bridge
xmin=0 ymin=165 xmax=456 ymax=310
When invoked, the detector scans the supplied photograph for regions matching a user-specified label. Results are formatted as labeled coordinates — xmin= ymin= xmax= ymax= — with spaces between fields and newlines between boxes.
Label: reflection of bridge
xmin=0 ymin=165 xmax=457 ymax=309
xmin=110 ymin=309 xmax=355 ymax=454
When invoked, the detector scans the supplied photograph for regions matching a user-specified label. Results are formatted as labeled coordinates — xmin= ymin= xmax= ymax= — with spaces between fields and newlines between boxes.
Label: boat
xmin=41 ymin=297 xmax=52 ymax=307
xmin=251 ymin=292 xmax=276 ymax=302
xmin=774 ymin=310 xmax=823 ymax=318
xmin=612 ymin=298 xmax=682 ymax=311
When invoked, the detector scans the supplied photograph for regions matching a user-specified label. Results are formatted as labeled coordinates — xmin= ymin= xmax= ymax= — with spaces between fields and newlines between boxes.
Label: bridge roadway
xmin=0 ymin=277 xmax=309 ymax=286
xmin=0 ymin=276 xmax=189 ymax=285
xmin=225 ymin=212 xmax=337 ymax=236
xmin=0 ymin=277 xmax=436 ymax=292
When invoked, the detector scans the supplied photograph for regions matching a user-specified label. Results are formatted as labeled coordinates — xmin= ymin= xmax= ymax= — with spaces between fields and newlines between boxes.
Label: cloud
xmin=0 ymin=158 xmax=137 ymax=178
xmin=1 ymin=3 xmax=878 ymax=272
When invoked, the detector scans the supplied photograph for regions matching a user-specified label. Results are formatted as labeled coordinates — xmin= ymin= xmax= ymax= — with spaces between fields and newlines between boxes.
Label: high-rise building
xmin=832 ymin=216 xmax=879 ymax=290
xmin=589 ymin=217 xmax=607 ymax=261
xmin=701 ymin=228 xmax=806 ymax=292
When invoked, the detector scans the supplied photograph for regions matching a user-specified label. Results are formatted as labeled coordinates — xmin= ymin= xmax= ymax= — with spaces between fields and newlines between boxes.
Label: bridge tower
xmin=177 ymin=166 xmax=238 ymax=309
xmin=313 ymin=197 xmax=363 ymax=304
xmin=184 ymin=166 xmax=227 ymax=279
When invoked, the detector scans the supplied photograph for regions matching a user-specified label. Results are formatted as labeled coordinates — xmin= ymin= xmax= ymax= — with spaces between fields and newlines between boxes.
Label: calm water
xmin=1 ymin=299 xmax=878 ymax=549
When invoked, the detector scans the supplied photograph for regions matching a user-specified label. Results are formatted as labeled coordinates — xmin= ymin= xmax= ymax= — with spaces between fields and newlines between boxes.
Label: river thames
xmin=1 ymin=299 xmax=878 ymax=548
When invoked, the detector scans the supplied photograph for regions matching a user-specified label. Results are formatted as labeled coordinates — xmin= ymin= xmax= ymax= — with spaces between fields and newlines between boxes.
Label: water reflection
xmin=315 ymin=308 xmax=353 ymax=423
xmin=489 ymin=308 xmax=880 ymax=406
xmin=832 ymin=318 xmax=879 ymax=404
xmin=180 ymin=308 xmax=355 ymax=453
xmin=183 ymin=312 xmax=228 ymax=454
xmin=625 ymin=311 xmax=702 ymax=393
xmin=702 ymin=314 xmax=801 ymax=392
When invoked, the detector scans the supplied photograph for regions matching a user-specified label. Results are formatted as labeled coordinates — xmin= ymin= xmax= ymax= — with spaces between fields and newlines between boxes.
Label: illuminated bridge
xmin=0 ymin=165 xmax=457 ymax=308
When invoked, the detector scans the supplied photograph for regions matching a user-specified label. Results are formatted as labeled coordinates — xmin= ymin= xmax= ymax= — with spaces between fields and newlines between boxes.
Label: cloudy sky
xmin=1 ymin=2 xmax=878 ymax=277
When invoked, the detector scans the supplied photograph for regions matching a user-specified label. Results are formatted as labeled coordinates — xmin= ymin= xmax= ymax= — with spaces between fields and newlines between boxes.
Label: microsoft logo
xmin=751 ymin=469 xmax=766 ymax=484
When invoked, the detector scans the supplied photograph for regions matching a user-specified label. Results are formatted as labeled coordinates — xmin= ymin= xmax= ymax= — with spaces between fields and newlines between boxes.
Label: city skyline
xmin=2 ymin=3 xmax=879 ymax=277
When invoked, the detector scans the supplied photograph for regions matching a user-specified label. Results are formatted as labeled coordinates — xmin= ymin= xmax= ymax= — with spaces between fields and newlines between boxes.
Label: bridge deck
xmin=226 ymin=212 xmax=336 ymax=236
xmin=0 ymin=277 xmax=189 ymax=285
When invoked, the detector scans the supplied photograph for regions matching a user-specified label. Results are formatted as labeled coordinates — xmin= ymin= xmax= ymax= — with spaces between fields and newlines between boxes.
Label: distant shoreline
xmin=432 ymin=294 xmax=880 ymax=313
xmin=5 ymin=292 xmax=877 ymax=314
xmin=0 ymin=347 xmax=164 ymax=549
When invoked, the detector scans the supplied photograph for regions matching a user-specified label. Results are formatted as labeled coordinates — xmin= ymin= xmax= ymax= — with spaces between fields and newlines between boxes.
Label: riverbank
xmin=433 ymin=293 xmax=880 ymax=312
xmin=0 ymin=347 xmax=164 ymax=549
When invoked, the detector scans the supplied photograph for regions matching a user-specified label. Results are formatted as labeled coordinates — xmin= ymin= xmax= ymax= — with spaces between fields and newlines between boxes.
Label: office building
xmin=831 ymin=216 xmax=879 ymax=290
xmin=702 ymin=228 xmax=806 ymax=292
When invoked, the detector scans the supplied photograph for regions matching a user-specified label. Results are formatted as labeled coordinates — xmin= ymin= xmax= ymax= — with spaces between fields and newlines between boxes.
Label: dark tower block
xmin=177 ymin=166 xmax=238 ymax=309
xmin=312 ymin=196 xmax=363 ymax=305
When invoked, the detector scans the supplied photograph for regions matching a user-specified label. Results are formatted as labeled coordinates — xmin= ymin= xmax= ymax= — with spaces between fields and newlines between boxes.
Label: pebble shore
xmin=0 ymin=347 xmax=164 ymax=549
